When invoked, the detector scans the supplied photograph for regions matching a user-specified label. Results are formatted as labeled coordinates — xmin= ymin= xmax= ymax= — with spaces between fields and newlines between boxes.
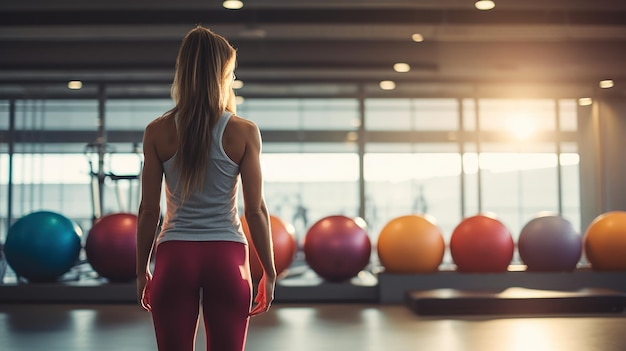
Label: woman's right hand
xmin=249 ymin=273 xmax=276 ymax=316
xmin=137 ymin=273 xmax=152 ymax=312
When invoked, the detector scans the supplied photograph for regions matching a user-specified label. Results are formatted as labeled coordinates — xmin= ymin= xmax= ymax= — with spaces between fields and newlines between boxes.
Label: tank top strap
xmin=213 ymin=111 xmax=233 ymax=139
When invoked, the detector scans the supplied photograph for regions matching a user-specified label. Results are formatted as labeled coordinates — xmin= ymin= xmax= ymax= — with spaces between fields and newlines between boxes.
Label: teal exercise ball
xmin=4 ymin=211 xmax=82 ymax=282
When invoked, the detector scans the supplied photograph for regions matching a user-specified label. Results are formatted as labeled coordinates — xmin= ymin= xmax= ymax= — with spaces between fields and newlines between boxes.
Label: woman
xmin=135 ymin=26 xmax=276 ymax=351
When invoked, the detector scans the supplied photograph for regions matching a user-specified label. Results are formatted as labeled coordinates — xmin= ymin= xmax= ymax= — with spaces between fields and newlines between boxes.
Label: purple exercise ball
xmin=518 ymin=214 xmax=582 ymax=272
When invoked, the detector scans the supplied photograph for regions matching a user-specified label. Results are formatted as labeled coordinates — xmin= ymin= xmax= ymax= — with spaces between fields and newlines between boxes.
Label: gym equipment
xmin=450 ymin=214 xmax=514 ymax=273
xmin=85 ymin=142 xmax=142 ymax=222
xmin=406 ymin=287 xmax=626 ymax=315
xmin=377 ymin=215 xmax=445 ymax=273
xmin=85 ymin=212 xmax=138 ymax=282
xmin=303 ymin=215 xmax=371 ymax=282
xmin=241 ymin=214 xmax=297 ymax=281
xmin=4 ymin=211 xmax=82 ymax=282
xmin=584 ymin=211 xmax=626 ymax=271
xmin=518 ymin=214 xmax=582 ymax=271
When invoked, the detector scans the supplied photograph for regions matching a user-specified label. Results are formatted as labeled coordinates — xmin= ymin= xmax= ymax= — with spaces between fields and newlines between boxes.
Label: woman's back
xmin=157 ymin=111 xmax=248 ymax=244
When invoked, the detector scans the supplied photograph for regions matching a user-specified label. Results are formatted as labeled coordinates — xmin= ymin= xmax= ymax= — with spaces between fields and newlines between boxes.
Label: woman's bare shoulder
xmin=145 ymin=113 xmax=176 ymax=134
xmin=228 ymin=114 xmax=260 ymax=137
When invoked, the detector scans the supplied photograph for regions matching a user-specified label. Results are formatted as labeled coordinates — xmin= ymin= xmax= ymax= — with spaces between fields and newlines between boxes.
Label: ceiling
xmin=1 ymin=0 xmax=626 ymax=99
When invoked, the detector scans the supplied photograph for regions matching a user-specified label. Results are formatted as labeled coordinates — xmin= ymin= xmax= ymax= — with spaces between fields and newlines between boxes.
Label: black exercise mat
xmin=406 ymin=287 xmax=626 ymax=315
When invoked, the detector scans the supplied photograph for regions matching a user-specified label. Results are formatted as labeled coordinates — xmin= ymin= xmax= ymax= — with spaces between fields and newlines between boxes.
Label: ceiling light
xmin=240 ymin=28 xmax=267 ymax=38
xmin=223 ymin=0 xmax=243 ymax=10
xmin=346 ymin=131 xmax=359 ymax=142
xmin=379 ymin=80 xmax=396 ymax=90
xmin=475 ymin=0 xmax=495 ymax=10
xmin=67 ymin=80 xmax=82 ymax=90
xmin=578 ymin=97 xmax=593 ymax=106
xmin=235 ymin=96 xmax=245 ymax=105
xmin=599 ymin=80 xmax=614 ymax=89
xmin=233 ymin=80 xmax=244 ymax=89
xmin=411 ymin=33 xmax=424 ymax=42
xmin=393 ymin=63 xmax=411 ymax=73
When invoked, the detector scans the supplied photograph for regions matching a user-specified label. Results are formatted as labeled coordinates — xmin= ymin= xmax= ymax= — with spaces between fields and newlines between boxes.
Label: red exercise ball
xmin=518 ymin=214 xmax=582 ymax=272
xmin=241 ymin=214 xmax=297 ymax=282
xmin=584 ymin=211 xmax=626 ymax=271
xmin=85 ymin=213 xmax=137 ymax=282
xmin=450 ymin=214 xmax=514 ymax=273
xmin=304 ymin=215 xmax=371 ymax=282
xmin=377 ymin=215 xmax=445 ymax=273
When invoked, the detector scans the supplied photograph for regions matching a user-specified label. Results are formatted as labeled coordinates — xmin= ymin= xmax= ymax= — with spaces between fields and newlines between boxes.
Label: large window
xmin=106 ymin=99 xmax=173 ymax=131
xmin=0 ymin=95 xmax=582 ymax=259
xmin=362 ymin=98 xmax=580 ymax=249
xmin=261 ymin=151 xmax=360 ymax=245
xmin=475 ymin=99 xmax=580 ymax=235
xmin=365 ymin=98 xmax=459 ymax=131
xmin=239 ymin=99 xmax=359 ymax=131
xmin=364 ymin=148 xmax=462 ymax=243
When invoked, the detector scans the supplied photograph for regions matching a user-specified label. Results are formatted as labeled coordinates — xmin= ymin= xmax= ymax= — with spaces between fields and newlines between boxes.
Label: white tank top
xmin=157 ymin=111 xmax=247 ymax=245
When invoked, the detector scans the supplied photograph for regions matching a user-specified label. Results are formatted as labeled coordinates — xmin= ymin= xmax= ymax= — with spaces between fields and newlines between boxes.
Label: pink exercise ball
xmin=304 ymin=215 xmax=371 ymax=282
xmin=85 ymin=213 xmax=137 ymax=282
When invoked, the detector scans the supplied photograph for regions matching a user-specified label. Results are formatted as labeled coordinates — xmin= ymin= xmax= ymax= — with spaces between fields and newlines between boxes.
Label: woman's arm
xmin=239 ymin=121 xmax=276 ymax=316
xmin=135 ymin=122 xmax=164 ymax=311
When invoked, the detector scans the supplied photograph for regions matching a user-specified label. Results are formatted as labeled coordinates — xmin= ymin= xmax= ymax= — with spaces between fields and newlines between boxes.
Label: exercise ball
xmin=584 ymin=211 xmax=626 ymax=271
xmin=450 ymin=214 xmax=514 ymax=273
xmin=377 ymin=215 xmax=445 ymax=273
xmin=304 ymin=215 xmax=371 ymax=282
xmin=518 ymin=214 xmax=582 ymax=272
xmin=85 ymin=213 xmax=137 ymax=282
xmin=241 ymin=214 xmax=297 ymax=282
xmin=4 ymin=211 xmax=82 ymax=282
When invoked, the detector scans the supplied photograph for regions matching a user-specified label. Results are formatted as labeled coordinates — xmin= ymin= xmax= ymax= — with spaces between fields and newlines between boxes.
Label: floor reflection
xmin=0 ymin=303 xmax=625 ymax=351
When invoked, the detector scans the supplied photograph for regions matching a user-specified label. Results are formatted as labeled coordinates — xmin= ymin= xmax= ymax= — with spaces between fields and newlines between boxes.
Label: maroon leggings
xmin=150 ymin=241 xmax=252 ymax=351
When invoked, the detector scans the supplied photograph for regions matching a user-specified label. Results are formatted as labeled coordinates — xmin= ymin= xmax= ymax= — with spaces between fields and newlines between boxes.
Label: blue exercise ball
xmin=4 ymin=211 xmax=82 ymax=282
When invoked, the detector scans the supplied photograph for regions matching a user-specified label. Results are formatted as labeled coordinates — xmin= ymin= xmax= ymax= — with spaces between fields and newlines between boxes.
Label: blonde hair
xmin=169 ymin=26 xmax=237 ymax=202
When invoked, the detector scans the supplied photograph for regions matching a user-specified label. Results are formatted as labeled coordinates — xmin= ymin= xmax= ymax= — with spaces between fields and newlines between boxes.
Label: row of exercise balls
xmin=4 ymin=211 xmax=301 ymax=284
xmin=242 ymin=212 xmax=596 ymax=282
xmin=6 ymin=209 xmax=626 ymax=283
xmin=3 ymin=211 xmax=137 ymax=282
xmin=4 ymin=211 xmax=300 ymax=283
xmin=378 ymin=211 xmax=626 ymax=274
xmin=247 ymin=211 xmax=626 ymax=280
xmin=379 ymin=213 xmax=574 ymax=274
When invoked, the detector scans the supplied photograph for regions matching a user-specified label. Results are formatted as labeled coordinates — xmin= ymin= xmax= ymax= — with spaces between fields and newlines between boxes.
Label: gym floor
xmin=1 ymin=302 xmax=626 ymax=351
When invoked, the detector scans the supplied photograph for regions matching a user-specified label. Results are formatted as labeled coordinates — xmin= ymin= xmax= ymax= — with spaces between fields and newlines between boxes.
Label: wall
xmin=579 ymin=96 xmax=626 ymax=231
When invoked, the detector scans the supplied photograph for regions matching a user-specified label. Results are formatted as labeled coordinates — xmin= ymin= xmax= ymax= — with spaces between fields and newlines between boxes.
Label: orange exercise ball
xmin=241 ymin=215 xmax=297 ymax=281
xmin=377 ymin=215 xmax=445 ymax=273
xmin=584 ymin=211 xmax=626 ymax=271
